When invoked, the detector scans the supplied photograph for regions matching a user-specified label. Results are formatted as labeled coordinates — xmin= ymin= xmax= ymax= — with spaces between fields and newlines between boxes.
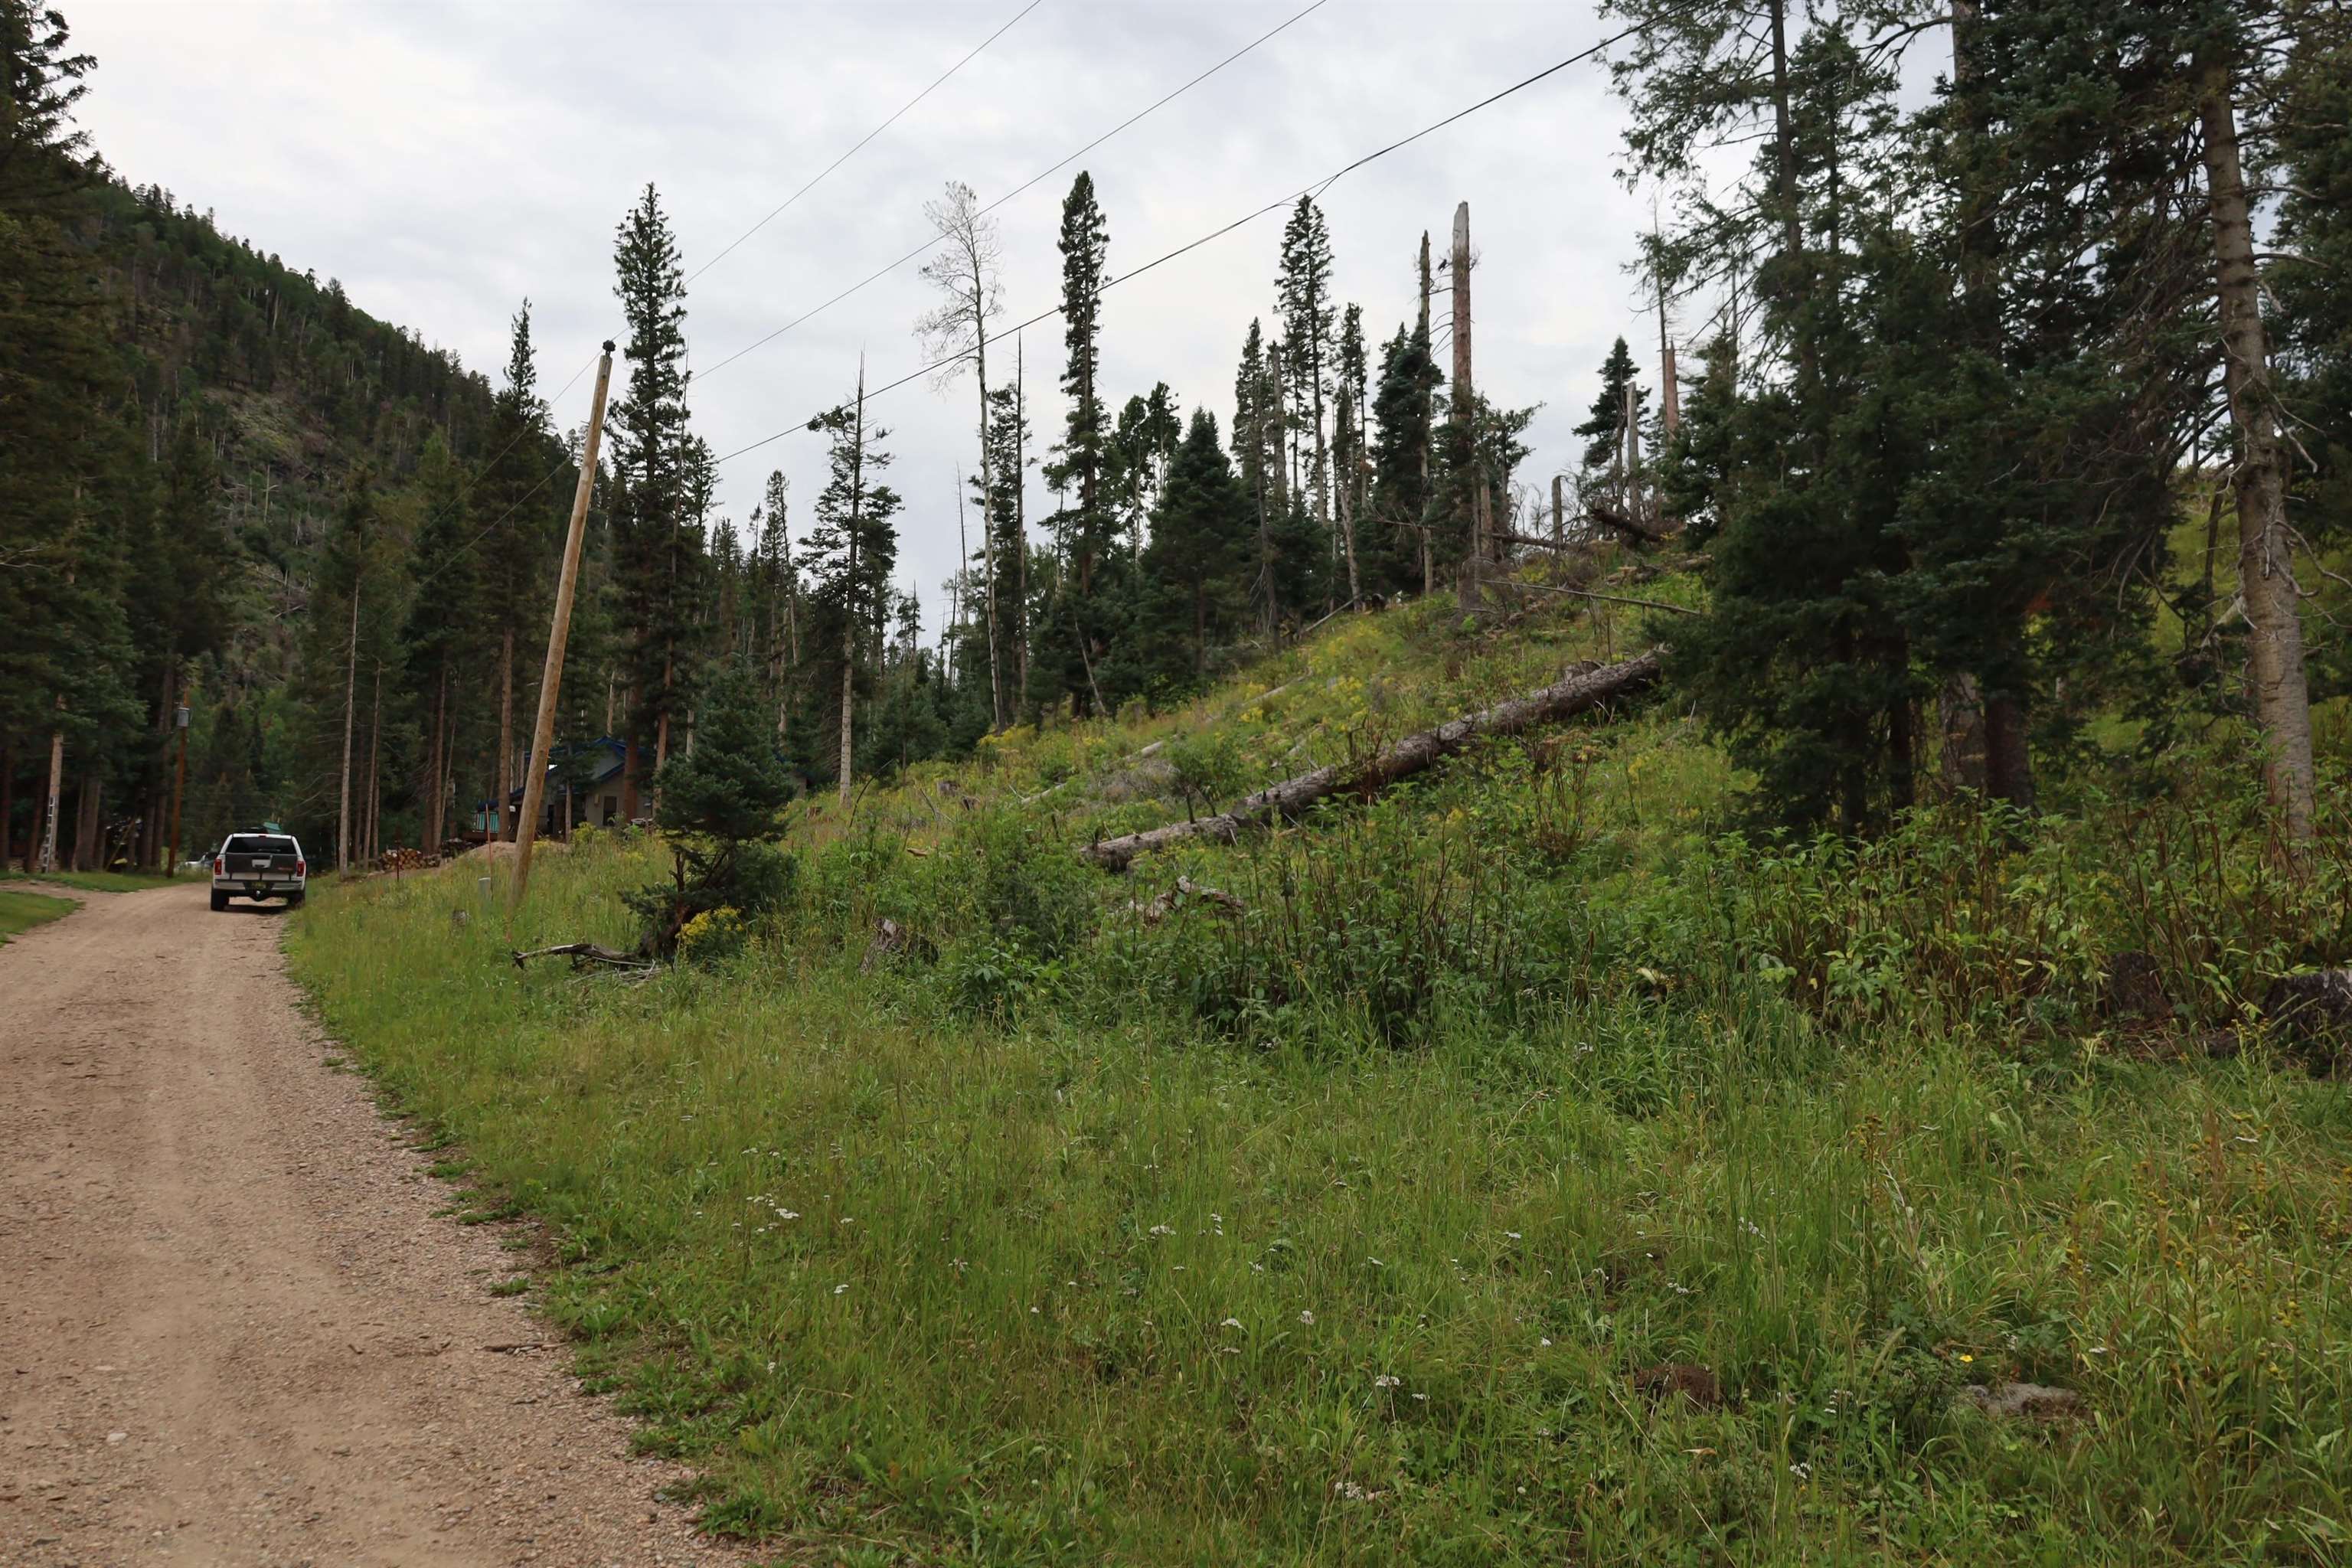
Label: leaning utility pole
xmin=1451 ymin=202 xmax=1483 ymax=615
xmin=510 ymin=341 xmax=616 ymax=912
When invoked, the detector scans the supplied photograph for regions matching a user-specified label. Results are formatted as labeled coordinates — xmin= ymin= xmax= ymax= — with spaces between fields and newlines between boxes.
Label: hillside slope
xmin=292 ymin=580 xmax=2352 ymax=1565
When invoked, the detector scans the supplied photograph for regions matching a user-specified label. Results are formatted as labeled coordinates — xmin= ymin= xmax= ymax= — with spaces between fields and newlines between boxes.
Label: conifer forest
xmin=6 ymin=1 xmax=2352 ymax=1563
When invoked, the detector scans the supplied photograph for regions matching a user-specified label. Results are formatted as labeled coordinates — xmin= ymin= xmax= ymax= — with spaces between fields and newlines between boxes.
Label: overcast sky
xmin=77 ymin=0 xmax=1673 ymax=633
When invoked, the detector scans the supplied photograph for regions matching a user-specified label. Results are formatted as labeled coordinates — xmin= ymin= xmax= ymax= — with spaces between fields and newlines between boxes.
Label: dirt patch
xmin=0 ymin=881 xmax=750 ymax=1566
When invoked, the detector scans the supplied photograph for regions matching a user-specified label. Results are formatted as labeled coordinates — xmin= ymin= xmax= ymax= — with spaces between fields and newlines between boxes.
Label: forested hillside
xmin=1 ymin=4 xmax=512 ymax=869
xmin=7 ymin=0 xmax=2350 ymax=884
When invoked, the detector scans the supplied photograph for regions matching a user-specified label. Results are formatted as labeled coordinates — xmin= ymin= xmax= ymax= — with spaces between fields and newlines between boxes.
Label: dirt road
xmin=1 ymin=883 xmax=753 ymax=1566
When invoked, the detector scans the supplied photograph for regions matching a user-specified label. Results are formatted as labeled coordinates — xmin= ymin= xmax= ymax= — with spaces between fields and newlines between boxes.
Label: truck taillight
xmin=295 ymin=859 xmax=305 ymax=877
xmin=211 ymin=856 xmax=222 ymax=875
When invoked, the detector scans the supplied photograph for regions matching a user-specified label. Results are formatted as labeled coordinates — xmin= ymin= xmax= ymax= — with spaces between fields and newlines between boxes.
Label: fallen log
xmin=1080 ymin=650 xmax=1664 ymax=871
xmin=511 ymin=942 xmax=652 ymax=972
xmin=1520 ymin=580 xmax=1702 ymax=617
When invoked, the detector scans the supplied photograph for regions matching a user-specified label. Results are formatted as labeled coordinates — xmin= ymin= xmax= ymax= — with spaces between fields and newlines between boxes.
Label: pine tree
xmin=1573 ymin=337 xmax=1648 ymax=524
xmin=477 ymin=299 xmax=555 ymax=837
xmin=1045 ymin=172 xmax=1112 ymax=715
xmin=1276 ymin=196 xmax=1337 ymax=541
xmin=607 ymin=183 xmax=701 ymax=813
xmin=1367 ymin=297 xmax=1442 ymax=600
xmin=0 ymin=0 xmax=100 ymax=212
xmin=804 ymin=369 xmax=900 ymax=802
xmin=1142 ymin=408 xmax=1251 ymax=684
xmin=624 ymin=658 xmax=795 ymax=959
xmin=398 ymin=433 xmax=476 ymax=847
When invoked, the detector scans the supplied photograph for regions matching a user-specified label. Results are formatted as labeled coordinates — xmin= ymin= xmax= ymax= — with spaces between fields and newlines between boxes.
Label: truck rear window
xmin=224 ymin=835 xmax=299 ymax=855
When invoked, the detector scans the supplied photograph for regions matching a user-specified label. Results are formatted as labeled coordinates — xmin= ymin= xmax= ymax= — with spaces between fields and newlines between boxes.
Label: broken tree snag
xmin=1127 ymin=875 xmax=1249 ymax=925
xmin=1080 ymin=651 xmax=1664 ymax=871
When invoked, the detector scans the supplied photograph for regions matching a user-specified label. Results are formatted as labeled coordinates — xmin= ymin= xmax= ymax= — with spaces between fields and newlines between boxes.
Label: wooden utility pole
xmin=1451 ymin=202 xmax=1482 ymax=615
xmin=167 ymin=679 xmax=191 ymax=874
xmin=1551 ymin=475 xmax=1564 ymax=546
xmin=510 ymin=342 xmax=616 ymax=912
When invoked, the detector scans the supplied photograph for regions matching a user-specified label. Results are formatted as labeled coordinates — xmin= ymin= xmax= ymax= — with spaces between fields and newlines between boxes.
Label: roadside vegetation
xmin=2 ymin=868 xmax=177 ymax=893
xmin=0 ymin=887 xmax=76 ymax=943
xmin=292 ymin=587 xmax=2352 ymax=1566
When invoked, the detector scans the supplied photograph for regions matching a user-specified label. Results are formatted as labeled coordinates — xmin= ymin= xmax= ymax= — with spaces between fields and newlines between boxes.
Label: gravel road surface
xmin=1 ymin=881 xmax=754 ymax=1566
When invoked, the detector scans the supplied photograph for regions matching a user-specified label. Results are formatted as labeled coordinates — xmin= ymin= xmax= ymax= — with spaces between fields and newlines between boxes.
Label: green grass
xmin=289 ymin=585 xmax=2352 ymax=1565
xmin=2 ymin=867 xmax=178 ymax=893
xmin=0 ymin=888 xmax=75 ymax=943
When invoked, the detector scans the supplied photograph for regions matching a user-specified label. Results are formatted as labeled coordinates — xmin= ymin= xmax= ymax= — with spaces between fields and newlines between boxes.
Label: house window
xmin=602 ymin=795 xmax=618 ymax=826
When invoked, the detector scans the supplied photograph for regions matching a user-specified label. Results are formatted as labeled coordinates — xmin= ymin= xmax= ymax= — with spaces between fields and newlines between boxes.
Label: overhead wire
xmin=709 ymin=15 xmax=1652 ymax=472
xmin=407 ymin=349 xmax=604 ymax=596
xmin=694 ymin=0 xmax=1331 ymax=384
xmin=686 ymin=0 xmax=1046 ymax=286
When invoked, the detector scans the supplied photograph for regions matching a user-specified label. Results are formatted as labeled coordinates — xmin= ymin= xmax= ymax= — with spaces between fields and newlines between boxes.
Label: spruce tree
xmin=1142 ymin=408 xmax=1250 ymax=684
xmin=1276 ymin=196 xmax=1337 ymax=538
xmin=804 ymin=372 xmax=900 ymax=802
xmin=1573 ymin=337 xmax=1648 ymax=524
xmin=1044 ymin=172 xmax=1112 ymax=715
xmin=477 ymin=299 xmax=555 ymax=835
xmin=607 ymin=183 xmax=701 ymax=811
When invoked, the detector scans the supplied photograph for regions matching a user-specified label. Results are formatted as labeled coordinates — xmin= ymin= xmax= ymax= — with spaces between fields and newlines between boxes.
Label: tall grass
xmin=292 ymin=767 xmax=2352 ymax=1563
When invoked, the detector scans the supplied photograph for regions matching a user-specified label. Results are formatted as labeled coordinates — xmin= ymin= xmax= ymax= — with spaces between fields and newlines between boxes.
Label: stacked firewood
xmin=377 ymin=846 xmax=439 ymax=874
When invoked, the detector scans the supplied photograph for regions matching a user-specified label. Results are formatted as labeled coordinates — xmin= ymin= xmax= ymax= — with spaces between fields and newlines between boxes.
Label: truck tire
xmin=288 ymin=891 xmax=305 ymax=908
xmin=210 ymin=890 xmax=229 ymax=912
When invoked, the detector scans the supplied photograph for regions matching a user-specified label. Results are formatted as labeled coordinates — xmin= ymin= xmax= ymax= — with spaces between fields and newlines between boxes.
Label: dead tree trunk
xmin=1451 ymin=202 xmax=1481 ymax=614
xmin=337 ymin=581 xmax=359 ymax=873
xmin=496 ymin=628 xmax=514 ymax=841
xmin=2199 ymin=55 xmax=2314 ymax=843
xmin=1081 ymin=650 xmax=1662 ymax=871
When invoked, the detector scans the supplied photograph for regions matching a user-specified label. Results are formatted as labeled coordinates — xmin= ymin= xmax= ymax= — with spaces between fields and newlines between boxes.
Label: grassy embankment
xmin=291 ymin=575 xmax=2352 ymax=1565
xmin=0 ymin=888 xmax=76 ymax=943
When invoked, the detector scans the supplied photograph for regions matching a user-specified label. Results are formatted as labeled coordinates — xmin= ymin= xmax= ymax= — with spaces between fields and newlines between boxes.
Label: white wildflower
xmin=1372 ymin=1374 xmax=1400 ymax=1389
xmin=1299 ymin=1310 xmax=1315 ymax=1325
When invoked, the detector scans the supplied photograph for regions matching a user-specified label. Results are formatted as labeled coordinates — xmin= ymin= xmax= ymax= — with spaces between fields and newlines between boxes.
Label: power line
xmin=694 ymin=0 xmax=1329 ymax=384
xmin=710 ymin=19 xmax=1642 ymax=472
xmin=686 ymin=0 xmax=1046 ymax=287
xmin=408 ymin=351 xmax=604 ymax=596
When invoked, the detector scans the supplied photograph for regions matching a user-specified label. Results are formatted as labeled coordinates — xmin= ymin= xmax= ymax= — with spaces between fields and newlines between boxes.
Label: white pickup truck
xmin=211 ymin=831 xmax=308 ymax=911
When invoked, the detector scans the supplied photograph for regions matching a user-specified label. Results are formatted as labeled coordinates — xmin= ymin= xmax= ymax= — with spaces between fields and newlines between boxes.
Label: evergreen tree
xmin=1367 ymin=307 xmax=1442 ymax=599
xmin=624 ymin=658 xmax=795 ymax=959
xmin=1276 ymin=196 xmax=1337 ymax=539
xmin=398 ymin=433 xmax=476 ymax=847
xmin=607 ymin=183 xmax=702 ymax=809
xmin=476 ymin=299 xmax=556 ymax=835
xmin=1573 ymin=337 xmax=1648 ymax=522
xmin=1037 ymin=172 xmax=1113 ymax=716
xmin=1142 ymin=408 xmax=1251 ymax=685
xmin=804 ymin=373 xmax=900 ymax=802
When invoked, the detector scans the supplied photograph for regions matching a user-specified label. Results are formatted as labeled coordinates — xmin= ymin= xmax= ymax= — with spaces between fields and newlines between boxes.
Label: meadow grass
xmin=290 ymin=846 xmax=2352 ymax=1565
xmin=288 ymin=588 xmax=2352 ymax=1565
xmin=0 ymin=887 xmax=75 ymax=942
